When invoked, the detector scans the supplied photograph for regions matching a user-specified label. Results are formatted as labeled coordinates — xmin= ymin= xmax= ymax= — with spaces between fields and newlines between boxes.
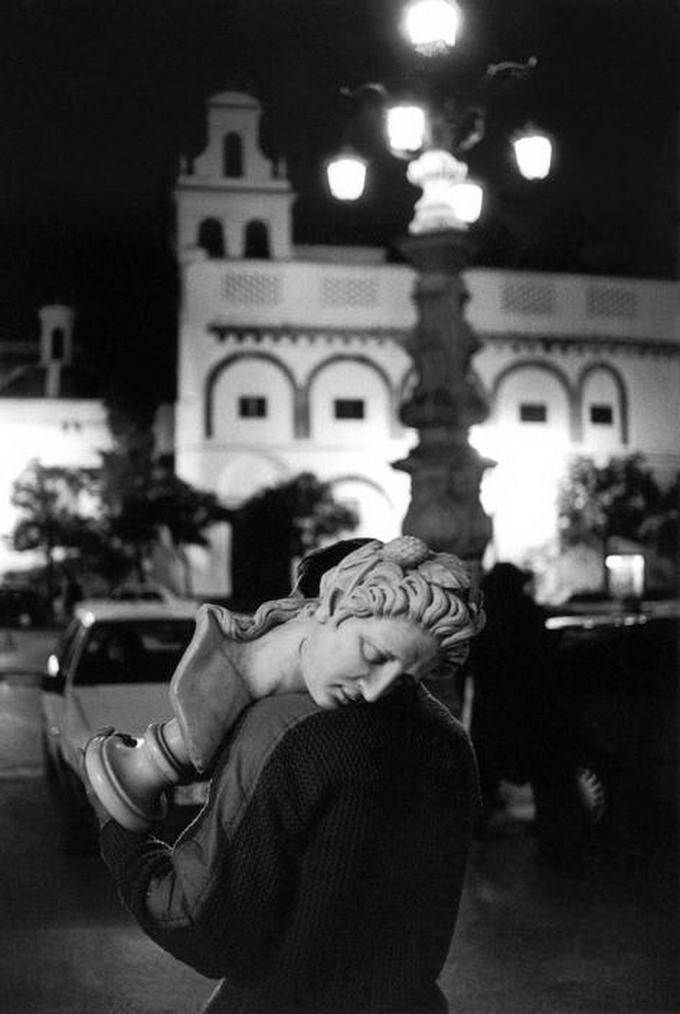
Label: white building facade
xmin=0 ymin=305 xmax=112 ymax=576
xmin=175 ymin=92 xmax=680 ymax=598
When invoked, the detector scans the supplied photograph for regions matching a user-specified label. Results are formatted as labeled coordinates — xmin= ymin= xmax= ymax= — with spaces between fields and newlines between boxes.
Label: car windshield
xmin=74 ymin=619 xmax=195 ymax=686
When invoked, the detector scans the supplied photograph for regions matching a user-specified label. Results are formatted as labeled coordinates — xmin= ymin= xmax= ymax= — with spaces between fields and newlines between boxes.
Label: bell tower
xmin=38 ymin=304 xmax=75 ymax=398
xmin=175 ymin=91 xmax=294 ymax=261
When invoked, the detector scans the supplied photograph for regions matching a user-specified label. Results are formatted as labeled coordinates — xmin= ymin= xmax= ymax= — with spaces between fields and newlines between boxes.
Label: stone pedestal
xmin=394 ymin=228 xmax=494 ymax=569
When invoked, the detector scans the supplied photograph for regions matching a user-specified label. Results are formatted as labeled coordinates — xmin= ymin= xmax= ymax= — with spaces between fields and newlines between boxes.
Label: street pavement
xmin=0 ymin=625 xmax=58 ymax=678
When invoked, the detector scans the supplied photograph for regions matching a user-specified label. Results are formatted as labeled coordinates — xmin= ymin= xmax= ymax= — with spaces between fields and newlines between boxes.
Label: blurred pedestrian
xmin=467 ymin=562 xmax=586 ymax=863
xmin=60 ymin=569 xmax=83 ymax=619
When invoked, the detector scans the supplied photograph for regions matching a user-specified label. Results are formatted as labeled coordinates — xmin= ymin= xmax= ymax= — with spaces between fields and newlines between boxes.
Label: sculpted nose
xmin=359 ymin=661 xmax=404 ymax=702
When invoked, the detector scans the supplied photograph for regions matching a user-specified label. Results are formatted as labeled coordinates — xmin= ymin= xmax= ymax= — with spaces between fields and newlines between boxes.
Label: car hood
xmin=73 ymin=683 xmax=174 ymax=745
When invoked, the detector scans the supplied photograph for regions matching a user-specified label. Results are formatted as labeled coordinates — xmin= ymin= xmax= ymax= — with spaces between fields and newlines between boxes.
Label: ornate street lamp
xmin=326 ymin=0 xmax=553 ymax=570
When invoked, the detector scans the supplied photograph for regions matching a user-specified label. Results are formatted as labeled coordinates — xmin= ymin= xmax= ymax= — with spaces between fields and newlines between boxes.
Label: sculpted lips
xmin=337 ymin=687 xmax=362 ymax=705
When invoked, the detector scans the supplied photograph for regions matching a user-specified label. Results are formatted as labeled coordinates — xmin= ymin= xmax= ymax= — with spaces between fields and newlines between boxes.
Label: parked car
xmin=546 ymin=600 xmax=679 ymax=859
xmin=109 ymin=582 xmax=186 ymax=604
xmin=41 ymin=598 xmax=206 ymax=853
xmin=0 ymin=584 xmax=49 ymax=628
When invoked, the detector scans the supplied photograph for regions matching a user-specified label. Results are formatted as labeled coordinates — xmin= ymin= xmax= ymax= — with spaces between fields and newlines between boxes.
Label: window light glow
xmin=605 ymin=553 xmax=645 ymax=601
xmin=403 ymin=0 xmax=461 ymax=55
xmin=469 ymin=423 xmax=570 ymax=563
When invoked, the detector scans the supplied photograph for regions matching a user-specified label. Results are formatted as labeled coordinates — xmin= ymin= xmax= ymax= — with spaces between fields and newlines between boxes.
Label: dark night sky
xmin=0 ymin=0 xmax=677 ymax=414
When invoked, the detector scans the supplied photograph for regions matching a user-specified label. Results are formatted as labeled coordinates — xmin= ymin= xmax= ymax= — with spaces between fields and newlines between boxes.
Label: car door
xmin=42 ymin=620 xmax=87 ymax=770
xmin=60 ymin=620 xmax=186 ymax=772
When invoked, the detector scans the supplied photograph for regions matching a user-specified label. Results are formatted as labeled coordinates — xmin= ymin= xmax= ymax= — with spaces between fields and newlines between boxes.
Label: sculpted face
xmin=299 ymin=615 xmax=439 ymax=710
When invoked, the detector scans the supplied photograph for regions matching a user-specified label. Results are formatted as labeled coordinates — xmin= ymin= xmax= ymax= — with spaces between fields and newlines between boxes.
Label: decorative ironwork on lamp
xmin=326 ymin=0 xmax=553 ymax=227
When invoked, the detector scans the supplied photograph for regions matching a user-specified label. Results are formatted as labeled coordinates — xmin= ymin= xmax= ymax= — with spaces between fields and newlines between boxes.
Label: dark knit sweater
xmin=100 ymin=684 xmax=479 ymax=1014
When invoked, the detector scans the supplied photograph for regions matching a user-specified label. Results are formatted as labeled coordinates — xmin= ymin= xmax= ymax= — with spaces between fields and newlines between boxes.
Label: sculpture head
xmin=208 ymin=535 xmax=484 ymax=711
xmin=296 ymin=535 xmax=485 ymax=707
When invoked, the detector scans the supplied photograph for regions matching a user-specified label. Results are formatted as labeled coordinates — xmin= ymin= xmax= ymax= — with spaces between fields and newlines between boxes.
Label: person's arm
xmin=98 ymin=739 xmax=299 ymax=982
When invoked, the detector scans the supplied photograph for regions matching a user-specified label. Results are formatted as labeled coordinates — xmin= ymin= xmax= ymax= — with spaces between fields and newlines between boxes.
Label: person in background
xmin=85 ymin=536 xmax=485 ymax=1014
xmin=467 ymin=562 xmax=586 ymax=863
xmin=60 ymin=568 xmax=83 ymax=619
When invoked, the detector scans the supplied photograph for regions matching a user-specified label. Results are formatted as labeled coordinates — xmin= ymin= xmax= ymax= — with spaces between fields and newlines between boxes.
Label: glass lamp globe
xmin=402 ymin=0 xmax=461 ymax=55
xmin=386 ymin=103 xmax=427 ymax=155
xmin=450 ymin=181 xmax=483 ymax=224
xmin=326 ymin=149 xmax=368 ymax=201
xmin=513 ymin=127 xmax=553 ymax=180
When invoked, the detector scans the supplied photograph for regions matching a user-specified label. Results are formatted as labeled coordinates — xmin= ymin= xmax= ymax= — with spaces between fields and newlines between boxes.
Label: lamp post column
xmin=394 ymin=226 xmax=494 ymax=571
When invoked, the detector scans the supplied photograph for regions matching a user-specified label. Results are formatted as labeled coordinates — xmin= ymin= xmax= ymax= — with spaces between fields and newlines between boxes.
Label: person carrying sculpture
xmin=86 ymin=535 xmax=485 ymax=1014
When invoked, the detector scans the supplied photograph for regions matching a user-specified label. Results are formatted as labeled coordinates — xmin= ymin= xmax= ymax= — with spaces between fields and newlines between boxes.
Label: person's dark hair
xmin=481 ymin=563 xmax=532 ymax=598
xmin=292 ymin=538 xmax=374 ymax=598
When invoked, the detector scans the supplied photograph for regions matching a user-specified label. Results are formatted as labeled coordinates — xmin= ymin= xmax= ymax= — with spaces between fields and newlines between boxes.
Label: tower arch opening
xmin=223 ymin=132 xmax=243 ymax=178
xmin=197 ymin=218 xmax=225 ymax=258
xmin=244 ymin=219 xmax=271 ymax=259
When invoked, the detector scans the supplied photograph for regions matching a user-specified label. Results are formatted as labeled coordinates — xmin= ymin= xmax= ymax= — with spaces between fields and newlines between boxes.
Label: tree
xmin=230 ymin=472 xmax=359 ymax=609
xmin=97 ymin=403 xmax=230 ymax=590
xmin=103 ymin=456 xmax=230 ymax=593
xmin=557 ymin=454 xmax=678 ymax=591
xmin=10 ymin=461 xmax=104 ymax=607
xmin=10 ymin=455 xmax=230 ymax=598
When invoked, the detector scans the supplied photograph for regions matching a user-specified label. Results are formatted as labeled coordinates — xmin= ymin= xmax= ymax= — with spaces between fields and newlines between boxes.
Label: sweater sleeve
xmin=99 ymin=735 xmax=301 ymax=982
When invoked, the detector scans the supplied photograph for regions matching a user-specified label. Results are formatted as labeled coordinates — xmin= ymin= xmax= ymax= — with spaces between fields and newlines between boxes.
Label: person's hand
xmin=79 ymin=727 xmax=116 ymax=828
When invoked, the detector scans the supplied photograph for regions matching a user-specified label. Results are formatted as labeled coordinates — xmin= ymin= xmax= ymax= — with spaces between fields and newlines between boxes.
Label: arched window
xmin=578 ymin=363 xmax=628 ymax=446
xmin=223 ymin=133 xmax=243 ymax=178
xmin=244 ymin=220 xmax=270 ymax=259
xmin=197 ymin=218 xmax=225 ymax=258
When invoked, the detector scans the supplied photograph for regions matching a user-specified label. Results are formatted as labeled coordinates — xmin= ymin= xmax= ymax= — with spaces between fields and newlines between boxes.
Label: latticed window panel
xmin=501 ymin=280 xmax=557 ymax=316
xmin=519 ymin=402 xmax=548 ymax=423
xmin=238 ymin=396 xmax=267 ymax=418
xmin=221 ymin=273 xmax=281 ymax=305
xmin=586 ymin=285 xmax=638 ymax=319
xmin=334 ymin=398 xmax=365 ymax=419
xmin=321 ymin=275 xmax=379 ymax=307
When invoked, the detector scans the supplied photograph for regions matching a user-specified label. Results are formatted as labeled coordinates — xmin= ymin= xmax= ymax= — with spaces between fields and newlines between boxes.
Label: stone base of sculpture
xmin=85 ymin=719 xmax=190 ymax=832
xmin=84 ymin=601 xmax=257 ymax=831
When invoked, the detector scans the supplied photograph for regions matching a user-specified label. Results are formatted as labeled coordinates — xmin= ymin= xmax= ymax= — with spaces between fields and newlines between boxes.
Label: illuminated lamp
xmin=325 ymin=148 xmax=368 ymax=201
xmin=386 ymin=103 xmax=427 ymax=155
xmin=512 ymin=125 xmax=553 ymax=180
xmin=402 ymin=0 xmax=461 ymax=55
xmin=450 ymin=180 xmax=483 ymax=224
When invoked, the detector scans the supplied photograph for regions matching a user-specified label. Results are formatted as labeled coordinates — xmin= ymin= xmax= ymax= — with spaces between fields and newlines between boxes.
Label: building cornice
xmin=206 ymin=323 xmax=407 ymax=348
xmin=482 ymin=331 xmax=680 ymax=358
xmin=205 ymin=322 xmax=680 ymax=359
